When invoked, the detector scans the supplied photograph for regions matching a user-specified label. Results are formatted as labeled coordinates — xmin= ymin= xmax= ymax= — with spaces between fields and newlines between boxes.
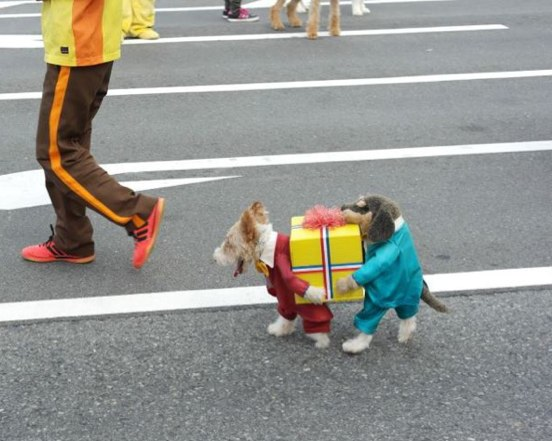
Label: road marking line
xmin=0 ymin=176 xmax=240 ymax=211
xmin=0 ymin=1 xmax=35 ymax=9
xmin=1 ymin=140 xmax=551 ymax=210
xmin=0 ymin=24 xmax=507 ymax=47
xmin=124 ymin=25 xmax=508 ymax=45
xmin=97 ymin=140 xmax=552 ymax=174
xmin=1 ymin=267 xmax=551 ymax=323
xmin=4 ymin=67 xmax=552 ymax=102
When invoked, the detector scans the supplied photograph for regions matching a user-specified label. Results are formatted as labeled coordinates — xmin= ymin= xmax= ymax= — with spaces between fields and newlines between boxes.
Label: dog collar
xmin=255 ymin=260 xmax=269 ymax=277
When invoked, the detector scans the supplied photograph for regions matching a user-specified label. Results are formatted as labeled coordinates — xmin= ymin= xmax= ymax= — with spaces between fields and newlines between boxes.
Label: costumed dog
xmin=213 ymin=201 xmax=334 ymax=348
xmin=335 ymin=194 xmax=449 ymax=354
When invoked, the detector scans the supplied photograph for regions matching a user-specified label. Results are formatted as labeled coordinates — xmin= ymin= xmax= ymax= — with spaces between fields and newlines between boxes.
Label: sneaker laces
xmin=40 ymin=224 xmax=56 ymax=247
xmin=130 ymin=222 xmax=150 ymax=243
xmin=40 ymin=225 xmax=63 ymax=256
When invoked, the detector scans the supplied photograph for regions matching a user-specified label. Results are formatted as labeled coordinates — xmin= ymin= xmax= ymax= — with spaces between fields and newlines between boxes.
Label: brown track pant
xmin=36 ymin=62 xmax=157 ymax=257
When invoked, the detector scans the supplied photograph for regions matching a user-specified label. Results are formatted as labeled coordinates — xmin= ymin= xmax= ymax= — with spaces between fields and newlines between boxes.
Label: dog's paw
xmin=304 ymin=286 xmax=326 ymax=304
xmin=342 ymin=333 xmax=372 ymax=354
xmin=307 ymin=333 xmax=330 ymax=349
xmin=267 ymin=315 xmax=295 ymax=337
xmin=398 ymin=317 xmax=416 ymax=343
xmin=336 ymin=276 xmax=358 ymax=294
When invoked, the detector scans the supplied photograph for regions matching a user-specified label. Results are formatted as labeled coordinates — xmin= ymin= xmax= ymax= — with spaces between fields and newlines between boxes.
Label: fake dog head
xmin=213 ymin=201 xmax=271 ymax=277
xmin=341 ymin=194 xmax=401 ymax=243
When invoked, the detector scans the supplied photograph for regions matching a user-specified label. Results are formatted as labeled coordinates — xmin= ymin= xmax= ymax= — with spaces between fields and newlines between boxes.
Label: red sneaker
xmin=21 ymin=227 xmax=95 ymax=264
xmin=131 ymin=198 xmax=165 ymax=269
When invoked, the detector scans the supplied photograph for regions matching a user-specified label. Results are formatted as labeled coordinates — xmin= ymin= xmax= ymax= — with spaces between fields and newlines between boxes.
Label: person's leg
xmin=38 ymin=61 xmax=112 ymax=257
xmin=27 ymin=64 xmax=94 ymax=259
xmin=122 ymin=0 xmax=133 ymax=37
xmin=28 ymin=63 xmax=163 ymax=267
xmin=129 ymin=0 xmax=159 ymax=39
xmin=36 ymin=63 xmax=157 ymax=231
xmin=228 ymin=0 xmax=241 ymax=16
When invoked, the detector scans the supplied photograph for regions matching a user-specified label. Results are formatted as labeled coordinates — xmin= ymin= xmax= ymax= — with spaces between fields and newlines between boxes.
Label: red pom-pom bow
xmin=302 ymin=205 xmax=346 ymax=229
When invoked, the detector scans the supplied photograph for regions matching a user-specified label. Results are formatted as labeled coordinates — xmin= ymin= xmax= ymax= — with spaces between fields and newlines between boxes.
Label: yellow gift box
xmin=290 ymin=216 xmax=365 ymax=304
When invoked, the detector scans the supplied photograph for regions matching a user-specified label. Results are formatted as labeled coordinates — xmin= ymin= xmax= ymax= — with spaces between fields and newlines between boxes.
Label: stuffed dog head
xmin=341 ymin=194 xmax=401 ymax=243
xmin=213 ymin=201 xmax=272 ymax=276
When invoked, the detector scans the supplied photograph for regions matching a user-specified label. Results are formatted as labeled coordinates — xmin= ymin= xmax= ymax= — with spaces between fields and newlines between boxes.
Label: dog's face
xmin=341 ymin=194 xmax=401 ymax=243
xmin=213 ymin=201 xmax=271 ymax=277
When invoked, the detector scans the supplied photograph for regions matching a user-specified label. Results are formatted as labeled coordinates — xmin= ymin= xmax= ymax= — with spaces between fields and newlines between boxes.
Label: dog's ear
xmin=364 ymin=195 xmax=402 ymax=242
xmin=240 ymin=209 xmax=259 ymax=243
xmin=344 ymin=194 xmax=401 ymax=242
xmin=367 ymin=209 xmax=394 ymax=242
xmin=249 ymin=201 xmax=269 ymax=224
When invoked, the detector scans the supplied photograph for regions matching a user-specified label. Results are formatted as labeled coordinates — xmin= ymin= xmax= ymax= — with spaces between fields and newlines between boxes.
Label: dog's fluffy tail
xmin=421 ymin=280 xmax=449 ymax=313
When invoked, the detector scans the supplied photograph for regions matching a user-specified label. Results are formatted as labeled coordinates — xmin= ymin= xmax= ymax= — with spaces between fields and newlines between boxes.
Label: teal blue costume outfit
xmin=352 ymin=220 xmax=423 ymax=334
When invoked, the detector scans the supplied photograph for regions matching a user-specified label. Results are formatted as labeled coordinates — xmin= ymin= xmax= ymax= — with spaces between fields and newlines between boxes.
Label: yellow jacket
xmin=41 ymin=0 xmax=122 ymax=66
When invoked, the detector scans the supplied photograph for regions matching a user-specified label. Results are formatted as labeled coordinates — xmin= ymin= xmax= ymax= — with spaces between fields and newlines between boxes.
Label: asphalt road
xmin=1 ymin=0 xmax=551 ymax=440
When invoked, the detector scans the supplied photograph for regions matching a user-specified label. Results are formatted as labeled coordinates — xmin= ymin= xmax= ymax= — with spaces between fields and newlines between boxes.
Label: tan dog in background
xmin=270 ymin=0 xmax=341 ymax=39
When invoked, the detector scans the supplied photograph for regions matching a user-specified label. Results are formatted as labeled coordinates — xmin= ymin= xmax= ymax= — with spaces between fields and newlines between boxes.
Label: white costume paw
xmin=307 ymin=332 xmax=330 ymax=349
xmin=398 ymin=317 xmax=416 ymax=343
xmin=296 ymin=0 xmax=309 ymax=13
xmin=267 ymin=315 xmax=296 ymax=336
xmin=342 ymin=333 xmax=373 ymax=353
xmin=335 ymin=275 xmax=358 ymax=294
xmin=303 ymin=286 xmax=326 ymax=304
xmin=352 ymin=0 xmax=370 ymax=16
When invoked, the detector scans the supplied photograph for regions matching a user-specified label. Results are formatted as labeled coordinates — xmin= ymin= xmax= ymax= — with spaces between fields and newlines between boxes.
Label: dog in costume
xmin=335 ymin=194 xmax=449 ymax=354
xmin=213 ymin=201 xmax=334 ymax=348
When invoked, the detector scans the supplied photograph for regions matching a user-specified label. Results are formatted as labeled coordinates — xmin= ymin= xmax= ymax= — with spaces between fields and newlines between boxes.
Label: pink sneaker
xmin=21 ymin=227 xmax=95 ymax=264
xmin=226 ymin=8 xmax=259 ymax=22
xmin=131 ymin=198 xmax=165 ymax=269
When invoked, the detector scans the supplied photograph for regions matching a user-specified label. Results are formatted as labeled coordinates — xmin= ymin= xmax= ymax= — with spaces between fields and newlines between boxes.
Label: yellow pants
xmin=122 ymin=0 xmax=156 ymax=37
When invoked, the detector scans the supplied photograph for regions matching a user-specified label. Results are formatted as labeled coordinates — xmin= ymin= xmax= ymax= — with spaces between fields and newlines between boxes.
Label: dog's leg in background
xmin=342 ymin=332 xmax=373 ymax=353
xmin=398 ymin=316 xmax=417 ymax=343
xmin=267 ymin=314 xmax=296 ymax=336
xmin=352 ymin=0 xmax=370 ymax=16
xmin=270 ymin=0 xmax=288 ymax=30
xmin=306 ymin=332 xmax=330 ymax=349
xmin=328 ymin=0 xmax=341 ymax=37
xmin=306 ymin=0 xmax=321 ymax=39
xmin=287 ymin=0 xmax=303 ymax=27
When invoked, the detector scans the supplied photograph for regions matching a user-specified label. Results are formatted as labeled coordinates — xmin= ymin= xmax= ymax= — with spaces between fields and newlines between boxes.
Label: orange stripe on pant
xmin=48 ymin=66 xmax=144 ymax=227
